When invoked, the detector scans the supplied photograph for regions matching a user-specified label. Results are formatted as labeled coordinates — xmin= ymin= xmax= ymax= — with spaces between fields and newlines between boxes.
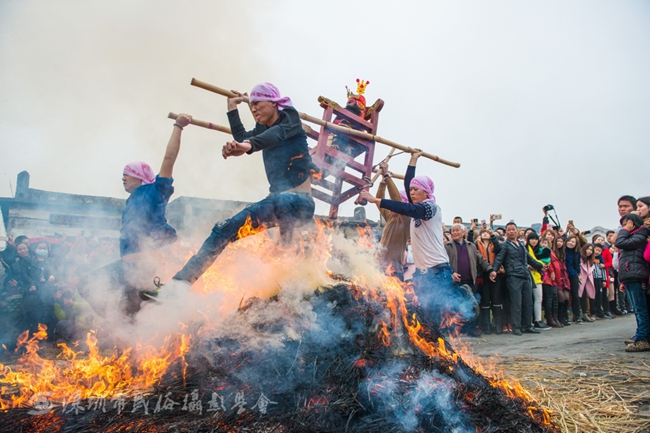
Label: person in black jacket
xmin=0 ymin=235 xmax=29 ymax=273
xmin=565 ymin=235 xmax=583 ymax=323
xmin=8 ymin=242 xmax=40 ymax=334
xmin=615 ymin=213 xmax=650 ymax=352
xmin=147 ymin=83 xmax=318 ymax=296
xmin=476 ymin=227 xmax=506 ymax=334
xmin=491 ymin=222 xmax=546 ymax=335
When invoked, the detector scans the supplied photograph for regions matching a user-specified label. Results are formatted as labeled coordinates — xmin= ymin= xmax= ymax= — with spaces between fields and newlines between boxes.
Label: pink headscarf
xmin=249 ymin=82 xmax=293 ymax=111
xmin=399 ymin=190 xmax=409 ymax=203
xmin=410 ymin=175 xmax=436 ymax=203
xmin=123 ymin=161 xmax=155 ymax=185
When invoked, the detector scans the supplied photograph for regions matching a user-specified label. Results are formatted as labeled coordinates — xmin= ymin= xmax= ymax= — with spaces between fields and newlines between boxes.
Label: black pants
xmin=174 ymin=192 xmax=315 ymax=284
xmin=542 ymin=284 xmax=558 ymax=320
xmin=593 ymin=278 xmax=604 ymax=316
xmin=506 ymin=275 xmax=533 ymax=331
xmin=479 ymin=275 xmax=504 ymax=308
xmin=569 ymin=275 xmax=581 ymax=318
xmin=22 ymin=292 xmax=44 ymax=334
xmin=502 ymin=276 xmax=511 ymax=326
xmin=77 ymin=260 xmax=142 ymax=317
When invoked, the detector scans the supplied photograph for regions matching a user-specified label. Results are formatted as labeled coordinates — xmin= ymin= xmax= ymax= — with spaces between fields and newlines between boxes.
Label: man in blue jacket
xmin=78 ymin=113 xmax=192 ymax=317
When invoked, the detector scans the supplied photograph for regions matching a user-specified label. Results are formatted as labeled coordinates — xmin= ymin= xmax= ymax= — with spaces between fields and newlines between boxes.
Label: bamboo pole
xmin=168 ymin=111 xmax=408 ymax=180
xmin=370 ymin=148 xmax=396 ymax=185
xmin=371 ymin=170 xmax=404 ymax=180
xmin=168 ymin=112 xmax=321 ymax=138
xmin=356 ymin=149 xmax=404 ymax=205
xmin=189 ymin=78 xmax=461 ymax=168
xmin=298 ymin=112 xmax=460 ymax=168
xmin=168 ymin=112 xmax=232 ymax=134
xmin=191 ymin=78 xmax=250 ymax=102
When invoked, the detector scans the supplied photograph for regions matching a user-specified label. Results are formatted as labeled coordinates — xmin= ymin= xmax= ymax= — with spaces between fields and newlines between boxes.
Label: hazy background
xmin=1 ymin=0 xmax=648 ymax=231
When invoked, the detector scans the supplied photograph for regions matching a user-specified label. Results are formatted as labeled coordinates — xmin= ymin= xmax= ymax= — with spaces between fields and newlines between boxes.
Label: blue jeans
xmin=413 ymin=264 xmax=477 ymax=324
xmin=626 ymin=281 xmax=649 ymax=340
xmin=174 ymin=192 xmax=315 ymax=283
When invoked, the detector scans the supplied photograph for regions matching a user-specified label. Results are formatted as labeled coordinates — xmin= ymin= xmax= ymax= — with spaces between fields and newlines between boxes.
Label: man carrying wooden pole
xmin=189 ymin=78 xmax=461 ymax=169
xmin=142 ymin=83 xmax=319 ymax=298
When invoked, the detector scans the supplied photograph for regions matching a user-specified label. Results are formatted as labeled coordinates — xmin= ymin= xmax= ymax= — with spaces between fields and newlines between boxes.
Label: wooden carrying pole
xmin=372 ymin=170 xmax=404 ymax=180
xmin=370 ymin=148 xmax=396 ymax=184
xmin=299 ymin=112 xmax=460 ymax=168
xmin=189 ymin=78 xmax=461 ymax=168
xmin=168 ymin=112 xmax=232 ymax=134
xmin=191 ymin=78 xmax=251 ymax=103
xmin=168 ymin=111 xmax=406 ymax=181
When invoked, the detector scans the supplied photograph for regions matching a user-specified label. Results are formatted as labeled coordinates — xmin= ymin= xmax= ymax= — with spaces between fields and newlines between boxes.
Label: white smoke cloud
xmin=0 ymin=0 xmax=273 ymax=204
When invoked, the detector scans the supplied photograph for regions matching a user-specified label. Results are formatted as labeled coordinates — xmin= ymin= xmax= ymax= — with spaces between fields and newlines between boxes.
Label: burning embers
xmin=0 ymin=222 xmax=557 ymax=432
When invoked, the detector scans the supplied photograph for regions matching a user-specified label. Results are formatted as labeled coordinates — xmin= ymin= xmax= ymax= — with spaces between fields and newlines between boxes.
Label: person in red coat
xmin=541 ymin=237 xmax=563 ymax=327
xmin=592 ymin=234 xmax=615 ymax=318
xmin=553 ymin=236 xmax=572 ymax=326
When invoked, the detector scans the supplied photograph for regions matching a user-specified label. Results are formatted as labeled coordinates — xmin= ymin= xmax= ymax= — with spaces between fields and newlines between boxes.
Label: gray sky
xmin=1 ymin=0 xmax=648 ymax=231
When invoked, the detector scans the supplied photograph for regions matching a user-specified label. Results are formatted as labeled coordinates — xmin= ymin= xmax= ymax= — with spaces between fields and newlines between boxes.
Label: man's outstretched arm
xmin=159 ymin=113 xmax=192 ymax=179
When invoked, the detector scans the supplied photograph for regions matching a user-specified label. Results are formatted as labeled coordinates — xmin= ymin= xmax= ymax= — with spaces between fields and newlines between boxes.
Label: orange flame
xmin=237 ymin=215 xmax=265 ymax=240
xmin=0 ymin=325 xmax=191 ymax=411
xmin=371 ymin=274 xmax=552 ymax=425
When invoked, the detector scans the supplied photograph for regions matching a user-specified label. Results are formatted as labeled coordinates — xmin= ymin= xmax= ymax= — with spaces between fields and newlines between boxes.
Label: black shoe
xmin=534 ymin=321 xmax=551 ymax=331
xmin=512 ymin=329 xmax=522 ymax=336
xmin=139 ymin=276 xmax=164 ymax=301
xmin=523 ymin=327 xmax=541 ymax=334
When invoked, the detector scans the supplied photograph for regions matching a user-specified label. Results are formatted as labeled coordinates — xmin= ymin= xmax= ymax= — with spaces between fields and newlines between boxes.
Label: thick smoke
xmin=362 ymin=363 xmax=472 ymax=433
xmin=0 ymin=1 xmax=276 ymax=203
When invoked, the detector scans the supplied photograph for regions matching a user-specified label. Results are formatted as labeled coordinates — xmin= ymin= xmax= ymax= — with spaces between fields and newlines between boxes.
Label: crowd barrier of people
xmin=379 ymin=190 xmax=650 ymax=352
xmin=0 ymin=235 xmax=118 ymax=350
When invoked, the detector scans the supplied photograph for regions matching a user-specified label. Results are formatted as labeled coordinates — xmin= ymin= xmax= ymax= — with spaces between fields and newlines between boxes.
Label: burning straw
xmin=0 ymin=223 xmax=558 ymax=432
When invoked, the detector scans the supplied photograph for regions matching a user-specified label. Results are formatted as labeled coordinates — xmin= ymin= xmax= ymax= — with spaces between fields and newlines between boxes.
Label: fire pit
xmin=0 ymin=224 xmax=558 ymax=432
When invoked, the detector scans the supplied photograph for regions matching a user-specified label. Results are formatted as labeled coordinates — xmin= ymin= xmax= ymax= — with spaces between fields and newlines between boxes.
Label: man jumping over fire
xmin=142 ymin=83 xmax=318 ymax=297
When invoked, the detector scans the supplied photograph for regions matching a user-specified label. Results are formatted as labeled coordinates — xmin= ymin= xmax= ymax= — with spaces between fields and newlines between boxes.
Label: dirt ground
xmin=468 ymin=313 xmax=639 ymax=361
xmin=462 ymin=314 xmax=650 ymax=433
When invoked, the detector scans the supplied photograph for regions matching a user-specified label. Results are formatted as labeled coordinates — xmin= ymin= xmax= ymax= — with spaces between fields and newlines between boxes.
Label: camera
xmin=543 ymin=204 xmax=554 ymax=212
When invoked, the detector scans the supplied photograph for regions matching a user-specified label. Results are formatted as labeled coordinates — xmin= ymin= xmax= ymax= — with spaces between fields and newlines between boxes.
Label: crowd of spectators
xmin=391 ymin=194 xmax=650 ymax=352
xmin=0 ymin=235 xmax=119 ymax=350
